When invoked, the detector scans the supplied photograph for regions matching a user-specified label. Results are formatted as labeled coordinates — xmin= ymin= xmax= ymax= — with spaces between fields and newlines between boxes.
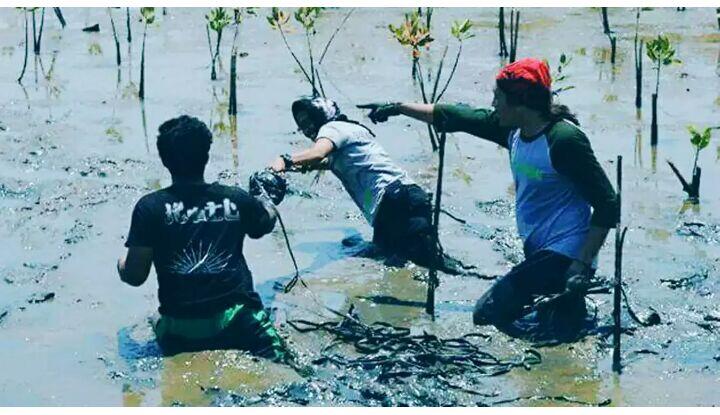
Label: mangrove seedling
xmin=646 ymin=34 xmax=680 ymax=146
xmin=667 ymin=126 xmax=715 ymax=202
xmin=612 ymin=155 xmax=628 ymax=373
xmin=206 ymin=7 xmax=232 ymax=81
xmin=633 ymin=8 xmax=643 ymax=111
xmin=498 ymin=7 xmax=508 ymax=58
xmin=508 ymin=8 xmax=520 ymax=63
xmin=389 ymin=12 xmax=473 ymax=314
xmin=109 ymin=8 xmax=121 ymax=66
xmin=268 ymin=7 xmax=351 ymax=97
xmin=138 ymin=7 xmax=155 ymax=101
xmin=53 ymin=7 xmax=66 ymax=28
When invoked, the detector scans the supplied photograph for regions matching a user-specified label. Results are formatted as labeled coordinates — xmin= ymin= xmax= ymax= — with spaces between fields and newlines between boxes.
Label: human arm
xmin=357 ymin=102 xmax=511 ymax=148
xmin=246 ymin=194 xmax=278 ymax=239
xmin=117 ymin=247 xmax=153 ymax=287
xmin=549 ymin=125 xmax=619 ymax=287
xmin=269 ymin=138 xmax=334 ymax=173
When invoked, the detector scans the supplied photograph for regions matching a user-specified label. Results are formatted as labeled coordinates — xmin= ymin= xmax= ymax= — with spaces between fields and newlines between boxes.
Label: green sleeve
xmin=432 ymin=103 xmax=512 ymax=149
xmin=548 ymin=123 xmax=619 ymax=228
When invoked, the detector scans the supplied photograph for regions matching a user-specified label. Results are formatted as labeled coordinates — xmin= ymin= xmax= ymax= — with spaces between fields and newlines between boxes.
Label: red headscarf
xmin=496 ymin=58 xmax=552 ymax=91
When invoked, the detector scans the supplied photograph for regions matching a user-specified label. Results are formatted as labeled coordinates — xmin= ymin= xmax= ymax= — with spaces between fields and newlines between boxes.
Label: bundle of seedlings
xmin=267 ymin=7 xmax=353 ymax=97
xmin=667 ymin=126 xmax=717 ymax=203
xmin=287 ymin=305 xmax=543 ymax=382
xmin=646 ymin=34 xmax=680 ymax=147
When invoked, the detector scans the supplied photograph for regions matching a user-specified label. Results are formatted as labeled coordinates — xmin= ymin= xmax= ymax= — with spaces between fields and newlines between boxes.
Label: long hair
xmin=496 ymin=78 xmax=580 ymax=126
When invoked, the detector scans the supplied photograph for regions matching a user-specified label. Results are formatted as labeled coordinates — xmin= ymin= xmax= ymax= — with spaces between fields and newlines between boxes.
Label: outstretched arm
xmin=270 ymin=138 xmax=335 ymax=172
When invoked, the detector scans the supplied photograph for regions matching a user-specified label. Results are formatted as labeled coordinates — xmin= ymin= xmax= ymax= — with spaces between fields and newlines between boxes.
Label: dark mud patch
xmin=676 ymin=221 xmax=720 ymax=244
xmin=475 ymin=198 xmax=514 ymax=218
xmin=27 ymin=292 xmax=55 ymax=304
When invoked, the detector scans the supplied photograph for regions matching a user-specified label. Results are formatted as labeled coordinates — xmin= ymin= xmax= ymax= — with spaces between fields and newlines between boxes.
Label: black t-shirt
xmin=125 ymin=182 xmax=275 ymax=317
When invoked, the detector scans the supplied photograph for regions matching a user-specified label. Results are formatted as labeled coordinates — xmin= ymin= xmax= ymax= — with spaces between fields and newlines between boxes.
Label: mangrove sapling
xmin=389 ymin=15 xmax=473 ymax=314
xmin=633 ymin=8 xmax=643 ymax=112
xmin=17 ymin=8 xmax=29 ymax=83
xmin=109 ymin=8 xmax=121 ymax=67
xmin=667 ymin=126 xmax=716 ymax=203
xmin=206 ymin=7 xmax=232 ymax=81
xmin=508 ymin=8 xmax=520 ymax=63
xmin=33 ymin=7 xmax=45 ymax=56
xmin=268 ymin=7 xmax=349 ymax=98
xmin=646 ymin=35 xmax=680 ymax=147
xmin=498 ymin=7 xmax=508 ymax=58
xmin=138 ymin=7 xmax=155 ymax=101
xmin=550 ymin=53 xmax=575 ymax=96
xmin=53 ymin=8 xmax=66 ymax=28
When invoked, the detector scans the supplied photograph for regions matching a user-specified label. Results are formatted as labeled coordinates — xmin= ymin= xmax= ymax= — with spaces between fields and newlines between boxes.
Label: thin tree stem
xmin=430 ymin=45 xmax=448 ymax=103
xmin=318 ymin=8 xmax=354 ymax=65
xmin=18 ymin=10 xmax=29 ymax=83
xmin=139 ymin=24 xmax=147 ymax=100
xmin=126 ymin=7 xmax=132 ymax=43
xmin=436 ymin=42 xmax=463 ymax=102
xmin=277 ymin=24 xmax=316 ymax=94
xmin=109 ymin=8 xmax=122 ymax=66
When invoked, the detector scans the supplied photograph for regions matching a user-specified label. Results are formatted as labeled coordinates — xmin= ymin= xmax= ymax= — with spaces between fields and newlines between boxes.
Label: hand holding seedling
xmin=356 ymin=102 xmax=401 ymax=124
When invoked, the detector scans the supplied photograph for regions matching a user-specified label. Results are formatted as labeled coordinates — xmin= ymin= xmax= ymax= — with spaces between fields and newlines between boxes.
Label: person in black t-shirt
xmin=117 ymin=115 xmax=289 ymax=360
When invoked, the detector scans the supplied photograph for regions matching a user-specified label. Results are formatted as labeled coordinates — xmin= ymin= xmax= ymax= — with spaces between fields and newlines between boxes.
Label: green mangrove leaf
xmin=267 ymin=7 xmax=290 ymax=30
xmin=140 ymin=7 xmax=155 ymax=25
xmin=206 ymin=7 xmax=231 ymax=33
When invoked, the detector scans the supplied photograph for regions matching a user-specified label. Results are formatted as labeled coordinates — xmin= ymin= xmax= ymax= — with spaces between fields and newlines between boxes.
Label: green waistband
xmin=155 ymin=303 xmax=246 ymax=340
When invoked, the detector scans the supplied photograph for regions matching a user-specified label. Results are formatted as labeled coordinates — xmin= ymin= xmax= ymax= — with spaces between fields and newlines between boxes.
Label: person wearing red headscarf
xmin=358 ymin=58 xmax=618 ymax=338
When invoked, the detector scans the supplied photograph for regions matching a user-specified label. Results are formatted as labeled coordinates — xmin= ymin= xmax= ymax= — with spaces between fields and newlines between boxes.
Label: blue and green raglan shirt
xmin=433 ymin=104 xmax=618 ymax=261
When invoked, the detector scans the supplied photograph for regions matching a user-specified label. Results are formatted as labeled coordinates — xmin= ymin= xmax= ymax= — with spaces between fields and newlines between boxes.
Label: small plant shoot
xmin=646 ymin=34 xmax=680 ymax=146
xmin=206 ymin=7 xmax=232 ymax=81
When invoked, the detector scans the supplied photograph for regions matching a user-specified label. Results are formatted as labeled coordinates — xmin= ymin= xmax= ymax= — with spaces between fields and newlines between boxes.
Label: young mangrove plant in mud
xmin=267 ymin=7 xmax=353 ymax=97
xmin=389 ymin=12 xmax=473 ymax=151
xmin=601 ymin=7 xmax=611 ymax=34
xmin=387 ymin=13 xmax=474 ymax=315
xmin=633 ymin=8 xmax=643 ymax=112
xmin=206 ymin=7 xmax=232 ymax=81
xmin=667 ymin=126 xmax=717 ymax=203
xmin=138 ymin=7 xmax=155 ymax=101
xmin=612 ymin=155 xmax=629 ymax=374
xmin=549 ymin=53 xmax=574 ymax=95
xmin=646 ymin=34 xmax=680 ymax=147
xmin=599 ymin=8 xmax=617 ymax=66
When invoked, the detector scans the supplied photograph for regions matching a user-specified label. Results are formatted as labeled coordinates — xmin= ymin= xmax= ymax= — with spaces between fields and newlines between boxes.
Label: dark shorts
xmin=154 ymin=301 xmax=288 ymax=361
xmin=473 ymin=250 xmax=588 ymax=331
xmin=372 ymin=181 xmax=433 ymax=265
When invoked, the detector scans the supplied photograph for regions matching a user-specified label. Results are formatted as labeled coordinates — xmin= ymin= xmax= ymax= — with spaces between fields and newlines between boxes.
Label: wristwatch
xmin=281 ymin=153 xmax=293 ymax=170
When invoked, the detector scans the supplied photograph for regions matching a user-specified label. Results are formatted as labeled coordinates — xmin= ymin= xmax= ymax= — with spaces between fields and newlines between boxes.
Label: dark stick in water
xmin=18 ymin=10 xmax=29 ymax=83
xmin=139 ymin=23 xmax=147 ymax=100
xmin=634 ymin=9 xmax=642 ymax=110
xmin=602 ymin=7 xmax=611 ymax=34
xmin=109 ymin=8 xmax=122 ymax=66
xmin=613 ymin=155 xmax=628 ymax=374
xmin=53 ymin=7 xmax=66 ymax=28
xmin=498 ymin=7 xmax=508 ymax=58
xmin=126 ymin=7 xmax=132 ymax=44
xmin=426 ymin=129 xmax=447 ymax=317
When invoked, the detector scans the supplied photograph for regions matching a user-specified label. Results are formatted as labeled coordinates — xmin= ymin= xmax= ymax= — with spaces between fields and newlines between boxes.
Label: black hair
xmin=156 ymin=115 xmax=213 ymax=178
xmin=496 ymin=78 xmax=580 ymax=126
xmin=291 ymin=98 xmax=376 ymax=138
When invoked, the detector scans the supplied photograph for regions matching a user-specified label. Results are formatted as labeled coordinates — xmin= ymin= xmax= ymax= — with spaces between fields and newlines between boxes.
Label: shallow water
xmin=0 ymin=7 xmax=719 ymax=406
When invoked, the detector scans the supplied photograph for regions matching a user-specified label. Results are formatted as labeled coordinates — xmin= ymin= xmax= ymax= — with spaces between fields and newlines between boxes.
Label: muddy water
xmin=0 ymin=7 xmax=719 ymax=406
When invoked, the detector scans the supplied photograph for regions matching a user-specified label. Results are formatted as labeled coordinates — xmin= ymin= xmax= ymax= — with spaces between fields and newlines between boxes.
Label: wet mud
xmin=1 ymin=7 xmax=720 ymax=406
